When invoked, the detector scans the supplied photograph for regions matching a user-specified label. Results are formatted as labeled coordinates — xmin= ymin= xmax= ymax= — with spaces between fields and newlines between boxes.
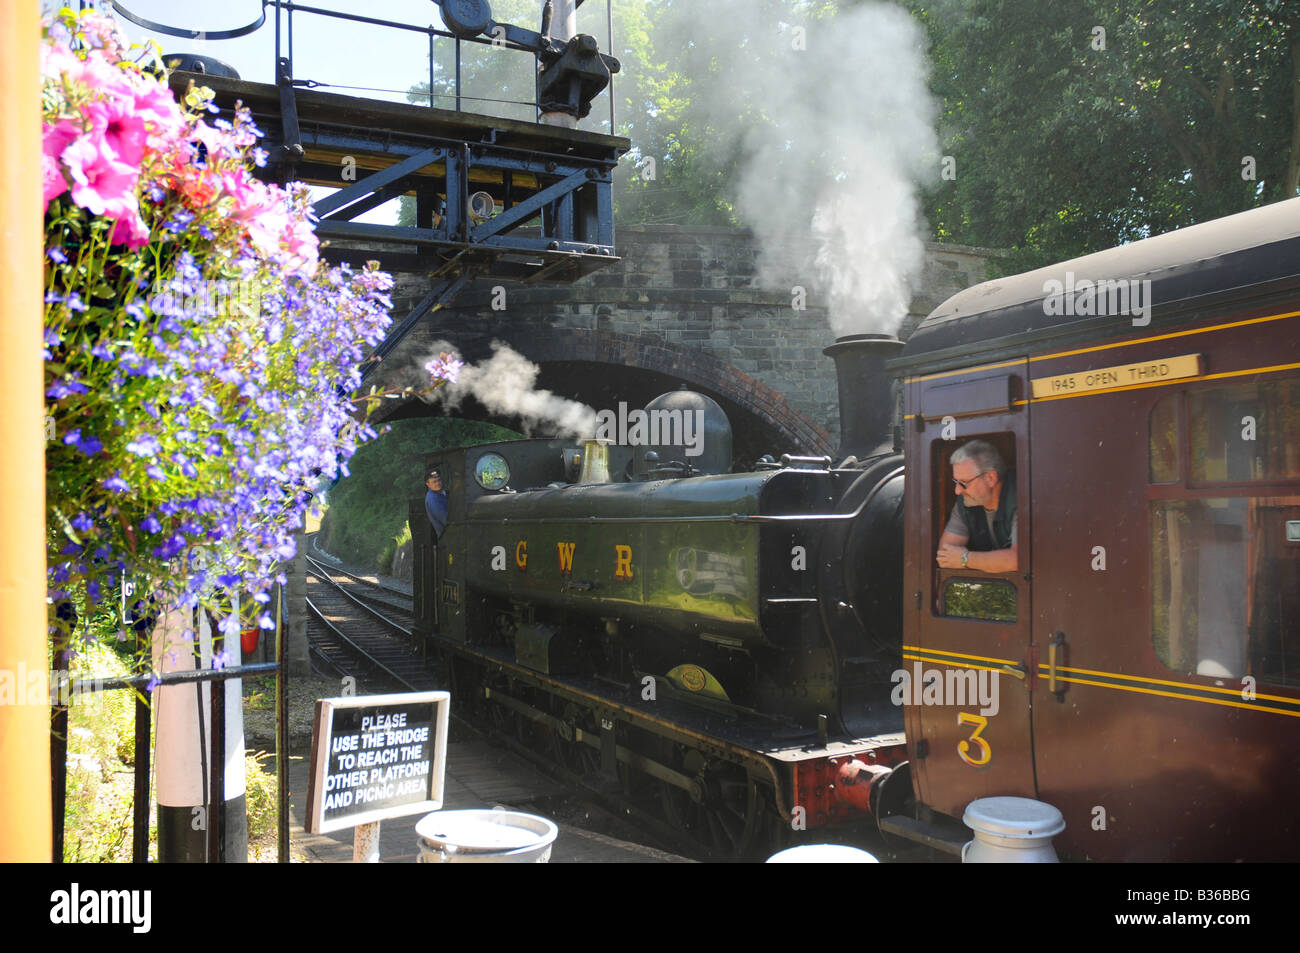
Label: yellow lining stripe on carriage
xmin=903 ymin=309 xmax=1300 ymax=384
xmin=900 ymin=645 xmax=1300 ymax=716
xmin=904 ymin=359 xmax=1027 ymax=384
xmin=900 ymin=644 xmax=1019 ymax=667
xmin=902 ymin=653 xmax=1011 ymax=677
xmin=1021 ymin=360 xmax=1300 ymax=405
xmin=1050 ymin=663 xmax=1299 ymax=704
xmin=1029 ymin=309 xmax=1300 ymax=363
xmin=1036 ymin=672 xmax=1300 ymax=718
xmin=903 ymin=359 xmax=1300 ymax=418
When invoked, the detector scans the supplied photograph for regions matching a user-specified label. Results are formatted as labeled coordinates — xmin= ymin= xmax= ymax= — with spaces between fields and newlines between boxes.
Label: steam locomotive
xmin=411 ymin=198 xmax=1300 ymax=861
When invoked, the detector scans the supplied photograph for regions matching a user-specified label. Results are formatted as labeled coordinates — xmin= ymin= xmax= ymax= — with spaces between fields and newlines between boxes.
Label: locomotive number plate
xmin=440 ymin=580 xmax=461 ymax=607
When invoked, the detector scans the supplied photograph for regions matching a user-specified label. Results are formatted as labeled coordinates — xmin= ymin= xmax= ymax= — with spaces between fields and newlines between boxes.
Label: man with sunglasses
xmin=935 ymin=440 xmax=1018 ymax=573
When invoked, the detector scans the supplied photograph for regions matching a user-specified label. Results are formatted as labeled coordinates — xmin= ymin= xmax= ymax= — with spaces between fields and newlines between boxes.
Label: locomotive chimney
xmin=822 ymin=333 xmax=904 ymax=462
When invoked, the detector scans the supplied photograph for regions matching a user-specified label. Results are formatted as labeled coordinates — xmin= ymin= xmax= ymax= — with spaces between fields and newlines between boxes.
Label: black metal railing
xmin=106 ymin=0 xmax=617 ymax=129
xmin=50 ymin=591 xmax=290 ymax=864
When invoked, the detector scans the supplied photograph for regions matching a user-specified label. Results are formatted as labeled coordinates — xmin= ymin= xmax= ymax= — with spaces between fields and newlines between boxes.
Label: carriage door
xmin=904 ymin=362 xmax=1037 ymax=820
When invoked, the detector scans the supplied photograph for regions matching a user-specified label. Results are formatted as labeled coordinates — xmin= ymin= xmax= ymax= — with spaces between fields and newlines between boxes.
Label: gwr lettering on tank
xmin=557 ymin=541 xmax=576 ymax=572
xmin=493 ymin=541 xmax=633 ymax=579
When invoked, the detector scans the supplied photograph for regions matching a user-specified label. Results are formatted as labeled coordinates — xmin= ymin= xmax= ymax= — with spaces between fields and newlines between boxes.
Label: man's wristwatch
xmin=960 ymin=549 xmax=970 ymax=568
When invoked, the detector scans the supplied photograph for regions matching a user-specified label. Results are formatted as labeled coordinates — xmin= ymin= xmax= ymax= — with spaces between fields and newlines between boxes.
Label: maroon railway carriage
xmin=892 ymin=198 xmax=1300 ymax=861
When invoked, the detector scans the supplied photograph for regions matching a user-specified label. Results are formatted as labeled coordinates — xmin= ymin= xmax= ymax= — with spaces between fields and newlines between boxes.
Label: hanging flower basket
xmin=40 ymin=9 xmax=462 ymax=649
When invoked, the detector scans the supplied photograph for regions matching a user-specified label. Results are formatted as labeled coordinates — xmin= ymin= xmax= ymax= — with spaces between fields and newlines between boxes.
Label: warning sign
xmin=305 ymin=691 xmax=450 ymax=834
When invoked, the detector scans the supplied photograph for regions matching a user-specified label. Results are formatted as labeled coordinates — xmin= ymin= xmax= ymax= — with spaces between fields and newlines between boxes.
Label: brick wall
xmin=383 ymin=226 xmax=993 ymax=451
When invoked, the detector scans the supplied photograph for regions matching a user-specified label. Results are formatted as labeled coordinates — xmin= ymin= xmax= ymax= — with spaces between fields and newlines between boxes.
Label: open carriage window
xmin=932 ymin=433 xmax=1020 ymax=620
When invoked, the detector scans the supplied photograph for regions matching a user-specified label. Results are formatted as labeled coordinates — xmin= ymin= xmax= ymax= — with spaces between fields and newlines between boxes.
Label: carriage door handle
xmin=1048 ymin=631 xmax=1066 ymax=701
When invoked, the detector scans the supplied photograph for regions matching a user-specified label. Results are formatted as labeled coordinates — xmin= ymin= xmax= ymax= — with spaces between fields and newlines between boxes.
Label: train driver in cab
xmin=425 ymin=467 xmax=448 ymax=539
xmin=935 ymin=440 xmax=1017 ymax=573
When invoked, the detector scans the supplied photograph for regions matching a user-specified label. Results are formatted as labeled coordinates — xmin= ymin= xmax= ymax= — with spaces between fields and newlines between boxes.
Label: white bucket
xmin=766 ymin=844 xmax=879 ymax=863
xmin=415 ymin=810 xmax=558 ymax=864
xmin=961 ymin=796 xmax=1065 ymax=863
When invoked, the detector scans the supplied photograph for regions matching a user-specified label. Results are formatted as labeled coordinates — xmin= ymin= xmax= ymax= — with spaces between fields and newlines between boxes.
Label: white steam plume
xmin=661 ymin=1 xmax=939 ymax=336
xmin=426 ymin=340 xmax=597 ymax=437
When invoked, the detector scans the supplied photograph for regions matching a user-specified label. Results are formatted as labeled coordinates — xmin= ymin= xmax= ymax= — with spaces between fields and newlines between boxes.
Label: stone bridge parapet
xmin=375 ymin=226 xmax=993 ymax=459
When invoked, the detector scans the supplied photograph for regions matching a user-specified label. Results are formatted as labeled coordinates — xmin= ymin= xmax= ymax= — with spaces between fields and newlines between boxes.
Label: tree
xmin=911 ymin=0 xmax=1300 ymax=271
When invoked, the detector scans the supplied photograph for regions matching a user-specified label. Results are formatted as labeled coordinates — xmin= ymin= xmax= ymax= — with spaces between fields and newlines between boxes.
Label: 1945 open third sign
xmin=305 ymin=692 xmax=450 ymax=834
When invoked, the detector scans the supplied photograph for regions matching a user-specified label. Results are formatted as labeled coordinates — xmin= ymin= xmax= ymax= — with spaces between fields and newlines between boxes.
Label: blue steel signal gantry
xmin=126 ymin=0 xmax=629 ymax=371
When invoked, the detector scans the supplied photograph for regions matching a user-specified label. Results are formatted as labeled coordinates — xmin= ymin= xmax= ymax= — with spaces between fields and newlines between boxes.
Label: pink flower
xmin=42 ymin=153 xmax=67 ymax=213
xmin=62 ymin=134 xmax=139 ymax=220
xmin=220 ymin=169 xmax=262 ymax=215
xmin=78 ymin=11 xmax=126 ymax=60
xmin=43 ymin=119 xmax=78 ymax=158
xmin=132 ymin=81 xmax=185 ymax=138
xmin=109 ymin=209 xmax=151 ymax=250
xmin=39 ymin=41 xmax=81 ymax=82
xmin=83 ymin=97 xmax=146 ymax=167
xmin=245 ymin=200 xmax=291 ymax=259
xmin=284 ymin=218 xmax=320 ymax=270
xmin=43 ymin=42 xmax=134 ymax=100
xmin=41 ymin=120 xmax=79 ymax=213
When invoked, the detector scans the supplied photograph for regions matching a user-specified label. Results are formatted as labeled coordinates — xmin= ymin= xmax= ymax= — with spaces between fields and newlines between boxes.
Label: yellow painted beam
xmin=0 ymin=3 xmax=51 ymax=862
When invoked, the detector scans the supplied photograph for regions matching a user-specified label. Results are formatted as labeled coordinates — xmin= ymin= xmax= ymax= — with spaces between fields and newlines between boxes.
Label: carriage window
xmin=1189 ymin=379 xmax=1300 ymax=483
xmin=942 ymin=579 xmax=1017 ymax=622
xmin=1149 ymin=393 xmax=1179 ymax=483
xmin=1151 ymin=495 xmax=1300 ymax=687
xmin=932 ymin=432 xmax=1020 ymax=619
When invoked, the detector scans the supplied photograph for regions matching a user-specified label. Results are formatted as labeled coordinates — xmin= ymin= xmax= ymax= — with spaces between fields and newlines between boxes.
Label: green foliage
xmin=318 ymin=417 xmax=518 ymax=571
xmin=245 ymin=750 xmax=280 ymax=844
xmin=377 ymin=522 xmax=413 ymax=575
xmin=908 ymin=0 xmax=1300 ymax=271
xmin=61 ymin=640 xmax=141 ymax=862
xmin=397 ymin=1 xmax=1300 ymax=258
xmin=62 ymin=763 xmax=139 ymax=863
xmin=245 ymin=675 xmax=275 ymax=712
xmin=942 ymin=578 xmax=1018 ymax=621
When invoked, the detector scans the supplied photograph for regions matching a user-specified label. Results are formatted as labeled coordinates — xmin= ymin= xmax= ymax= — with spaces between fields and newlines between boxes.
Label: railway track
xmin=303 ymin=553 xmax=437 ymax=691
xmin=300 ymin=549 xmax=915 ymax=861
xmin=299 ymin=550 xmax=739 ymax=858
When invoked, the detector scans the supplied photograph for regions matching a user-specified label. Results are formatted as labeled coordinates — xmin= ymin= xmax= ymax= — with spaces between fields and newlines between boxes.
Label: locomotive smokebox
xmin=822 ymin=333 xmax=904 ymax=462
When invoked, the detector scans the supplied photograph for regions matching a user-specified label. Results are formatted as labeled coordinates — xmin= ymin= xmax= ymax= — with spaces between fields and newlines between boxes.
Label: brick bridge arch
xmin=376 ymin=326 xmax=833 ymax=466
xmin=367 ymin=226 xmax=993 ymax=465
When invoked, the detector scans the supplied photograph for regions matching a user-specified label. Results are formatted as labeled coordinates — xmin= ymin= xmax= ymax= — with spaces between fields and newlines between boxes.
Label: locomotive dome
xmin=630 ymin=387 xmax=733 ymax=479
xmin=898 ymin=197 xmax=1300 ymax=375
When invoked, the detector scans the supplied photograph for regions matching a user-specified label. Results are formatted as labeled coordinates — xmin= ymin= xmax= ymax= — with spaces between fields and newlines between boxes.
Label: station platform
xmin=285 ymin=733 xmax=693 ymax=864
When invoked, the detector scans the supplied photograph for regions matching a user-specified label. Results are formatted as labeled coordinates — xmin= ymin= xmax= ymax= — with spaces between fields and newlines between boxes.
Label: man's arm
xmin=966 ymin=543 xmax=1017 ymax=573
xmin=937 ymin=531 xmax=1018 ymax=573
xmin=936 ymin=530 xmax=968 ymax=569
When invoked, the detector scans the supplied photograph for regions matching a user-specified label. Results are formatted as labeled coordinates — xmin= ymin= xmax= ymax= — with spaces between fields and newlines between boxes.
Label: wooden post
xmin=0 ymin=3 xmax=52 ymax=862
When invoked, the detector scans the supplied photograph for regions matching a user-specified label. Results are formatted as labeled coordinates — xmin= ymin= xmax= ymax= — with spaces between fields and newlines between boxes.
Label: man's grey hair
xmin=950 ymin=440 xmax=1006 ymax=477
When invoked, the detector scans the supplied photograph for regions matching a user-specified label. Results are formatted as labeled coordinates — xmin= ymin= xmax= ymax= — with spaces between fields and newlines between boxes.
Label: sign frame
xmin=305 ymin=691 xmax=450 ymax=835
xmin=1031 ymin=353 xmax=1204 ymax=399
